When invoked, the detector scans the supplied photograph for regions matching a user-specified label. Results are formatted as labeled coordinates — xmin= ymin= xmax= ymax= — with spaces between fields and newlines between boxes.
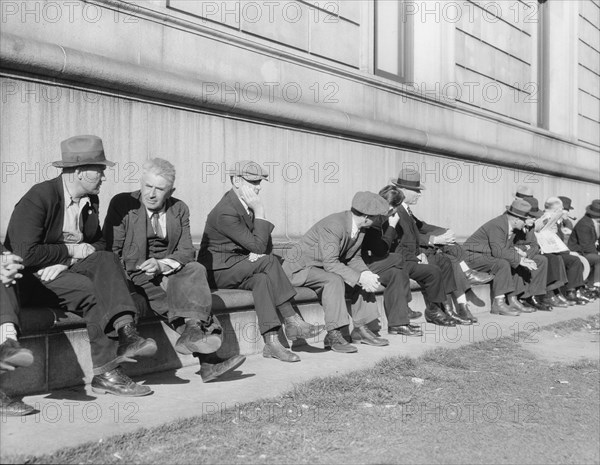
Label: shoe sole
xmin=324 ymin=345 xmax=358 ymax=353
xmin=424 ymin=319 xmax=456 ymax=327
xmin=119 ymin=339 xmax=158 ymax=360
xmin=262 ymin=347 xmax=301 ymax=362
xmin=175 ymin=335 xmax=223 ymax=356
xmin=2 ymin=351 xmax=34 ymax=369
xmin=201 ymin=356 xmax=247 ymax=383
xmin=91 ymin=386 xmax=153 ymax=397
xmin=351 ymin=337 xmax=389 ymax=346
xmin=0 ymin=405 xmax=36 ymax=416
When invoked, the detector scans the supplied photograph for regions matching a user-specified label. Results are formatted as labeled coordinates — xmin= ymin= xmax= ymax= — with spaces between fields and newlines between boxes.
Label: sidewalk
xmin=1 ymin=303 xmax=598 ymax=458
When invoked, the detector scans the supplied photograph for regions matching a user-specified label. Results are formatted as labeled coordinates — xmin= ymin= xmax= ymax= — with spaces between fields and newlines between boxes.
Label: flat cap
xmin=544 ymin=196 xmax=563 ymax=211
xmin=352 ymin=191 xmax=389 ymax=216
xmin=227 ymin=160 xmax=268 ymax=181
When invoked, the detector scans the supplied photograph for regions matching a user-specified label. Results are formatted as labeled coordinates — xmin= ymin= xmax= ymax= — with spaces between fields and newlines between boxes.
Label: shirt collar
xmin=146 ymin=208 xmax=166 ymax=218
xmin=62 ymin=176 xmax=89 ymax=206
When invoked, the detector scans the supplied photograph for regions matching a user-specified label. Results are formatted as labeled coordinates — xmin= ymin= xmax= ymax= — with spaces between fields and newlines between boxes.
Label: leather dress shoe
xmin=544 ymin=294 xmax=567 ymax=308
xmin=491 ymin=298 xmax=520 ymax=316
xmin=283 ymin=314 xmax=325 ymax=341
xmin=525 ymin=296 xmax=552 ymax=311
xmin=116 ymin=323 xmax=158 ymax=361
xmin=175 ymin=320 xmax=222 ymax=355
xmin=0 ymin=339 xmax=34 ymax=372
xmin=408 ymin=308 xmax=423 ymax=319
xmin=351 ymin=325 xmax=389 ymax=346
xmin=424 ymin=305 xmax=456 ymax=326
xmin=555 ymin=292 xmax=575 ymax=306
xmin=263 ymin=333 xmax=300 ymax=362
xmin=565 ymin=289 xmax=588 ymax=305
xmin=575 ymin=289 xmax=594 ymax=303
xmin=584 ymin=285 xmax=600 ymax=298
xmin=388 ymin=325 xmax=423 ymax=337
xmin=200 ymin=355 xmax=246 ymax=383
xmin=465 ymin=269 xmax=494 ymax=285
xmin=508 ymin=295 xmax=534 ymax=313
xmin=324 ymin=329 xmax=358 ymax=353
xmin=91 ymin=367 xmax=153 ymax=397
xmin=456 ymin=303 xmax=478 ymax=323
xmin=443 ymin=301 xmax=472 ymax=325
xmin=0 ymin=390 xmax=35 ymax=416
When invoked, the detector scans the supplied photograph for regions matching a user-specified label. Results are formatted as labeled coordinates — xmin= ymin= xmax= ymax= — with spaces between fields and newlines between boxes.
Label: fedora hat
xmin=586 ymin=199 xmax=600 ymax=218
xmin=227 ymin=160 xmax=269 ymax=181
xmin=505 ymin=198 xmax=532 ymax=219
xmin=522 ymin=196 xmax=543 ymax=218
xmin=53 ymin=135 xmax=114 ymax=168
xmin=558 ymin=196 xmax=573 ymax=211
xmin=515 ymin=185 xmax=534 ymax=199
xmin=391 ymin=168 xmax=425 ymax=191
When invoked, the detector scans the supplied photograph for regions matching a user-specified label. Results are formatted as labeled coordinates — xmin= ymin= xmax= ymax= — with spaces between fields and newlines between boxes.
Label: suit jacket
xmin=362 ymin=215 xmax=398 ymax=262
xmin=198 ymin=189 xmax=274 ymax=271
xmin=463 ymin=213 xmax=522 ymax=268
xmin=513 ymin=226 xmax=541 ymax=259
xmin=568 ymin=215 xmax=599 ymax=255
xmin=4 ymin=176 xmax=103 ymax=272
xmin=282 ymin=211 xmax=368 ymax=287
xmin=103 ymin=191 xmax=195 ymax=272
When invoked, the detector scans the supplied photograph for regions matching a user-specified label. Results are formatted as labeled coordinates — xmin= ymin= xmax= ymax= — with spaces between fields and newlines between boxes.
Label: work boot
xmin=444 ymin=298 xmax=472 ymax=325
xmin=324 ymin=329 xmax=358 ymax=353
xmin=91 ymin=367 xmax=153 ymax=397
xmin=116 ymin=323 xmax=158 ymax=362
xmin=263 ymin=332 xmax=300 ymax=362
xmin=351 ymin=325 xmax=389 ymax=346
xmin=456 ymin=303 xmax=478 ymax=323
xmin=491 ymin=297 xmax=520 ymax=316
xmin=283 ymin=314 xmax=325 ymax=341
xmin=507 ymin=295 xmax=533 ymax=313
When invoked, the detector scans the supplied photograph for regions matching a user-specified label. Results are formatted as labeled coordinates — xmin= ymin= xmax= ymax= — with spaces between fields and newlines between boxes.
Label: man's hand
xmin=388 ymin=212 xmax=400 ymax=228
xmin=417 ymin=253 xmax=429 ymax=265
xmin=137 ymin=258 xmax=170 ymax=277
xmin=519 ymin=257 xmax=537 ymax=270
xmin=37 ymin=264 xmax=68 ymax=282
xmin=432 ymin=230 xmax=456 ymax=245
xmin=515 ymin=247 xmax=527 ymax=257
xmin=1 ymin=252 xmax=24 ymax=286
xmin=239 ymin=184 xmax=265 ymax=218
xmin=248 ymin=253 xmax=265 ymax=262
xmin=66 ymin=243 xmax=96 ymax=259
xmin=359 ymin=270 xmax=380 ymax=293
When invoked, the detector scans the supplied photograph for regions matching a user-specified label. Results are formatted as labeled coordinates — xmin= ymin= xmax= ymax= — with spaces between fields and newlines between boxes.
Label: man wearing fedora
xmin=282 ymin=192 xmax=390 ymax=352
xmin=0 ymin=248 xmax=35 ymax=415
xmin=4 ymin=135 xmax=157 ymax=397
xmin=387 ymin=168 xmax=493 ymax=325
xmin=463 ymin=199 xmax=541 ymax=316
xmin=199 ymin=160 xmax=323 ymax=363
xmin=533 ymin=197 xmax=591 ymax=306
xmin=104 ymin=158 xmax=246 ymax=382
xmin=568 ymin=199 xmax=600 ymax=296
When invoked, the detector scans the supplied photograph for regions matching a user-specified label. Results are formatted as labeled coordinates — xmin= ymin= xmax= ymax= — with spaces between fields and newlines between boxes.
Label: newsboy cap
xmin=53 ymin=135 xmax=114 ymax=168
xmin=352 ymin=191 xmax=389 ymax=216
xmin=515 ymin=185 xmax=534 ymax=199
xmin=227 ymin=160 xmax=269 ymax=181
xmin=505 ymin=198 xmax=533 ymax=219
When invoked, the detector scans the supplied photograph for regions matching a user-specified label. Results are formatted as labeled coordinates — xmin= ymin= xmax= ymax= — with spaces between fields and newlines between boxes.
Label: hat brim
xmin=390 ymin=179 xmax=425 ymax=191
xmin=528 ymin=210 xmax=543 ymax=218
xmin=52 ymin=160 xmax=115 ymax=168
xmin=586 ymin=206 xmax=600 ymax=217
xmin=505 ymin=206 xmax=529 ymax=220
xmin=240 ymin=174 xmax=268 ymax=182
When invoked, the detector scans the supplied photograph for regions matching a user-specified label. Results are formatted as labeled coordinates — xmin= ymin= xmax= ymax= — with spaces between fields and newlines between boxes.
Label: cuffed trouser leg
xmin=376 ymin=267 xmax=411 ymax=327
xmin=464 ymin=253 xmax=515 ymax=297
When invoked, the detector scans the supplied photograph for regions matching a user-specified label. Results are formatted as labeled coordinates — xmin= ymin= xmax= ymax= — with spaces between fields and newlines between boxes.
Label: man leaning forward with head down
xmin=282 ymin=192 xmax=391 ymax=353
xmin=198 ymin=161 xmax=324 ymax=363
xmin=103 ymin=158 xmax=246 ymax=382
xmin=4 ymin=135 xmax=157 ymax=397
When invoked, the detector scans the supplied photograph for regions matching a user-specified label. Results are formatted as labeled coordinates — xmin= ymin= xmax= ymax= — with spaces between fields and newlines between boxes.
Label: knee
xmin=184 ymin=261 xmax=208 ymax=278
xmin=324 ymin=273 xmax=345 ymax=291
xmin=495 ymin=260 xmax=511 ymax=275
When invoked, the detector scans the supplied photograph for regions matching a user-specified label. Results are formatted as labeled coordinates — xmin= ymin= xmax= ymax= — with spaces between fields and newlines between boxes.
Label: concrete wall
xmin=1 ymin=0 xmax=598 ymax=243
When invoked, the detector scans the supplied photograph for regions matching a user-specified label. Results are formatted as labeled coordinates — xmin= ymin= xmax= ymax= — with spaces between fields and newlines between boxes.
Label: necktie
xmin=406 ymin=206 xmax=415 ymax=218
xmin=248 ymin=209 xmax=255 ymax=222
xmin=151 ymin=212 xmax=164 ymax=239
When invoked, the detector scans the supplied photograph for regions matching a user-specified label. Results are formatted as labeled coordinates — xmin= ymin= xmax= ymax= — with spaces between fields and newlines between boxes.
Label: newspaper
xmin=535 ymin=229 xmax=569 ymax=254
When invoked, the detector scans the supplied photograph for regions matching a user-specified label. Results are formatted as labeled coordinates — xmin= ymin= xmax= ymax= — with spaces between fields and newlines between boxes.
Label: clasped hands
xmin=359 ymin=270 xmax=380 ymax=292
xmin=1 ymin=252 xmax=24 ymax=286
xmin=137 ymin=258 xmax=171 ymax=277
